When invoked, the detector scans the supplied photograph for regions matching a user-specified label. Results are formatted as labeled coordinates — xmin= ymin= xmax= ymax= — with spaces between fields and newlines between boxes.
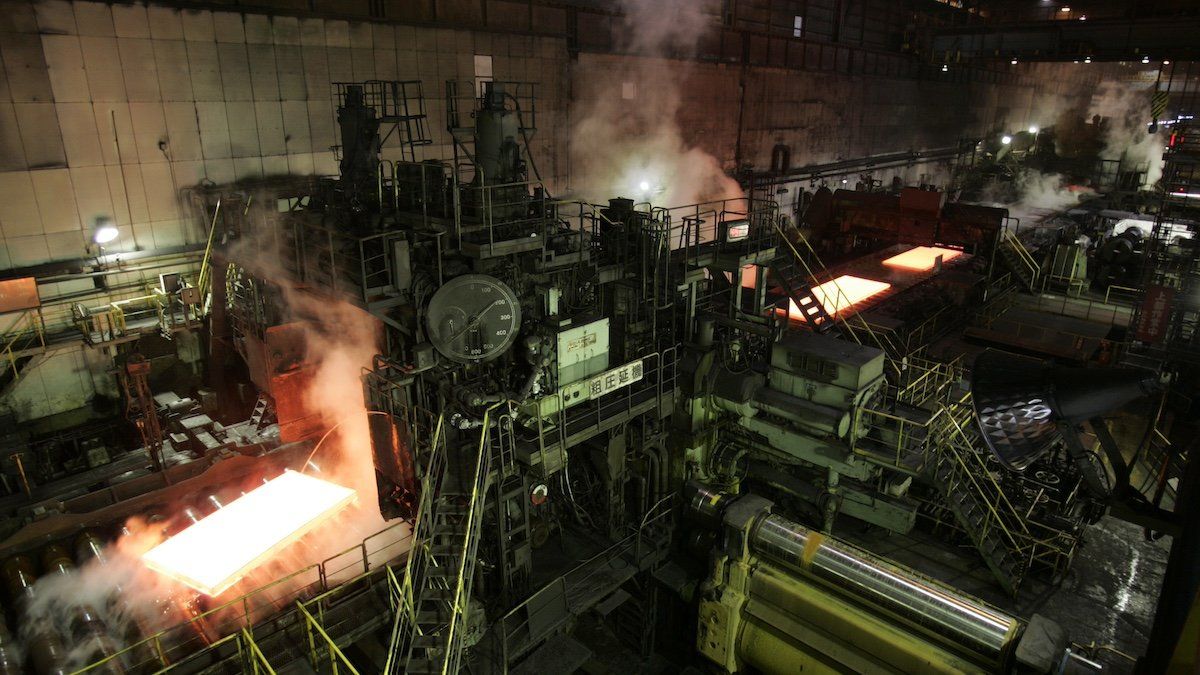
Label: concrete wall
xmin=0 ymin=0 xmax=1101 ymax=422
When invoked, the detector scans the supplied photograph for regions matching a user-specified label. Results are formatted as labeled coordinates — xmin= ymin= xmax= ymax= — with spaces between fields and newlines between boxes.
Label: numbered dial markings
xmin=426 ymin=275 xmax=522 ymax=363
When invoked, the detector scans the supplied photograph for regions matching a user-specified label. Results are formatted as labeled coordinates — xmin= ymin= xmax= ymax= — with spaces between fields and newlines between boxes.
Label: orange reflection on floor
xmin=881 ymin=246 xmax=962 ymax=272
xmin=787 ymin=275 xmax=890 ymax=320
xmin=142 ymin=470 xmax=356 ymax=596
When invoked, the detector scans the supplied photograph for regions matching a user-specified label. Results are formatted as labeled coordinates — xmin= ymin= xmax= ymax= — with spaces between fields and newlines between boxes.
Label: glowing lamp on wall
xmin=142 ymin=470 xmax=356 ymax=596
xmin=93 ymin=217 xmax=119 ymax=245
xmin=882 ymin=246 xmax=963 ymax=272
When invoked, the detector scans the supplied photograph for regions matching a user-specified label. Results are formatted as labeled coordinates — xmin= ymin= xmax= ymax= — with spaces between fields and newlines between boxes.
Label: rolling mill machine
xmin=0 ymin=73 xmax=1162 ymax=675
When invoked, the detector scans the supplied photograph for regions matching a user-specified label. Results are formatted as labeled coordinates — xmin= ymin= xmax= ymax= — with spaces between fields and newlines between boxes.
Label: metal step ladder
xmin=1 ymin=308 xmax=47 ymax=396
xmin=495 ymin=471 xmax=532 ymax=605
xmin=249 ymin=394 xmax=275 ymax=432
xmin=997 ymin=229 xmax=1041 ymax=291
xmin=387 ymin=405 xmax=505 ymax=674
xmin=931 ymin=403 xmax=1032 ymax=596
xmin=770 ymin=258 xmax=837 ymax=332
xmin=770 ymin=222 xmax=903 ymax=359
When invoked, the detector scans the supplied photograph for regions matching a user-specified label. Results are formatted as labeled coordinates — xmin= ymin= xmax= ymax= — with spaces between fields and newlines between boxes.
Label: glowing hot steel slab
xmin=788 ymin=275 xmax=890 ymax=321
xmin=143 ymin=470 xmax=355 ymax=596
xmin=881 ymin=246 xmax=962 ymax=272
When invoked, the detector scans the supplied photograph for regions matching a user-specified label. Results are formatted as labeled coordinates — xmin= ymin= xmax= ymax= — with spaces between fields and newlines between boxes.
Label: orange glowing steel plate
xmin=142 ymin=470 xmax=355 ymax=596
xmin=788 ymin=275 xmax=890 ymax=320
xmin=881 ymin=246 xmax=962 ymax=272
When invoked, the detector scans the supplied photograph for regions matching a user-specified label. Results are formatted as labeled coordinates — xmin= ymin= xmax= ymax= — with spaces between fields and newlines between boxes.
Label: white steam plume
xmin=566 ymin=0 xmax=743 ymax=207
xmin=11 ymin=193 xmax=404 ymax=671
xmin=976 ymin=170 xmax=1093 ymax=224
xmin=1089 ymin=78 xmax=1165 ymax=186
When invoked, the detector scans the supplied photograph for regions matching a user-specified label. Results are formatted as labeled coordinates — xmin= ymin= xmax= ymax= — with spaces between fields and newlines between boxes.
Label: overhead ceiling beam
xmin=930 ymin=16 xmax=1200 ymax=62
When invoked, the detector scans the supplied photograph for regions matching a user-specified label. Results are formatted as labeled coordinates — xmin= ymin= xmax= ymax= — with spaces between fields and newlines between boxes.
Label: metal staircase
xmin=930 ymin=400 xmax=1032 ymax=596
xmin=996 ymin=228 xmax=1041 ymax=291
xmin=770 ymin=258 xmax=837 ymax=332
xmin=387 ymin=404 xmax=507 ymax=674
xmin=771 ymin=222 xmax=902 ymax=357
xmin=0 ymin=309 xmax=46 ymax=398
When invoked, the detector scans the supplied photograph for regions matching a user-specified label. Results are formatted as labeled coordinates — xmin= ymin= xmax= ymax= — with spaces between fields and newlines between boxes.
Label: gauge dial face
xmin=426 ymin=274 xmax=522 ymax=363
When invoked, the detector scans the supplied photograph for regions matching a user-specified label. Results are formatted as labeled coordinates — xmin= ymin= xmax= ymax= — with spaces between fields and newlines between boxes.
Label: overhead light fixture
xmin=1142 ymin=56 xmax=1151 ymax=63
xmin=1028 ymin=125 xmax=1040 ymax=134
xmin=941 ymin=64 xmax=949 ymax=72
xmin=1011 ymin=58 xmax=1018 ymax=65
xmin=93 ymin=217 xmax=119 ymax=245
xmin=1084 ymin=57 xmax=1092 ymax=63
xmin=1078 ymin=14 xmax=1086 ymax=20
xmin=1060 ymin=6 xmax=1070 ymax=12
xmin=1001 ymin=135 xmax=1013 ymax=145
xmin=1163 ymin=60 xmax=1171 ymax=65
xmin=638 ymin=180 xmax=650 ymax=192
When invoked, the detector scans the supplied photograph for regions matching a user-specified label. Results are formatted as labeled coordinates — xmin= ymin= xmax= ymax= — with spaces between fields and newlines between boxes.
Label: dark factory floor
xmin=844 ymin=516 xmax=1171 ymax=673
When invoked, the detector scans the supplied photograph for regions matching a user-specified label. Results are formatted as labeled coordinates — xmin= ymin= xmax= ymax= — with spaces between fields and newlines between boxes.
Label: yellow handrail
xmin=384 ymin=412 xmax=445 ymax=674
xmin=772 ymin=221 xmax=901 ymax=358
xmin=73 ymin=519 xmax=411 ymax=673
xmin=296 ymin=601 xmax=360 ymax=675
xmin=1001 ymin=229 xmax=1039 ymax=286
xmin=942 ymin=412 xmax=1032 ymax=543
xmin=1 ymin=310 xmax=45 ymax=381
xmin=1105 ymin=284 xmax=1141 ymax=304
xmin=239 ymin=628 xmax=277 ymax=675
xmin=442 ymin=400 xmax=506 ymax=674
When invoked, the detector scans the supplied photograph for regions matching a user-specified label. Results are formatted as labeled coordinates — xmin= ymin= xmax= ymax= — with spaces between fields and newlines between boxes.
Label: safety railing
xmin=442 ymin=401 xmax=506 ymax=675
xmin=456 ymin=179 xmax=551 ymax=255
xmin=557 ymin=349 xmax=677 ymax=456
xmin=936 ymin=406 xmax=1039 ymax=590
xmin=296 ymin=601 xmax=360 ymax=675
xmin=1104 ymin=284 xmax=1142 ymax=304
xmin=1 ymin=308 xmax=45 ymax=380
xmin=1000 ymin=228 xmax=1040 ymax=289
xmin=74 ymin=285 xmax=202 ymax=346
xmin=894 ymin=355 xmax=963 ymax=405
xmin=852 ymin=403 xmax=947 ymax=475
xmin=1137 ymin=426 xmax=1186 ymax=510
xmin=772 ymin=220 xmax=902 ymax=359
xmin=391 ymin=160 xmax=455 ymax=225
xmin=1018 ymin=292 xmax=1133 ymax=328
xmin=850 ymin=357 xmax=961 ymax=474
xmin=76 ymin=519 xmax=412 ymax=673
xmin=497 ymin=492 xmax=675 ymax=667
xmin=666 ymin=196 xmax=778 ymax=264
xmin=238 ymin=628 xmax=276 ymax=675
xmin=383 ymin=412 xmax=447 ymax=674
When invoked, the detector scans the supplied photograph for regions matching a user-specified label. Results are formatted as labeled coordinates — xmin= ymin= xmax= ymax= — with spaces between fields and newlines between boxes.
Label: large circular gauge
xmin=426 ymin=274 xmax=522 ymax=363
